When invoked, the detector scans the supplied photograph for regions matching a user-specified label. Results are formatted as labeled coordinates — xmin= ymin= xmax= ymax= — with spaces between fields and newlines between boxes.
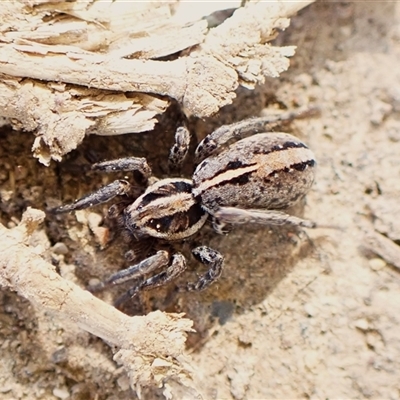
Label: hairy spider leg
xmin=168 ymin=126 xmax=191 ymax=171
xmin=186 ymin=246 xmax=224 ymax=291
xmin=214 ymin=207 xmax=317 ymax=229
xmin=52 ymin=180 xmax=132 ymax=213
xmin=113 ymin=252 xmax=187 ymax=307
xmin=195 ymin=106 xmax=318 ymax=161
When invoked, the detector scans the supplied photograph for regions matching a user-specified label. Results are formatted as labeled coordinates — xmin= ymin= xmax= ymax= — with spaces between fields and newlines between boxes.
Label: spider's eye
xmin=149 ymin=219 xmax=161 ymax=232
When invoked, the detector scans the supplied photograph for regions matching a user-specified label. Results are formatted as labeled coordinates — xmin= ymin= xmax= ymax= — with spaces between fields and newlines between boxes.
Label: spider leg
xmin=195 ymin=105 xmax=318 ymax=161
xmin=187 ymin=246 xmax=224 ymax=291
xmin=168 ymin=126 xmax=191 ymax=171
xmin=211 ymin=216 xmax=229 ymax=235
xmin=213 ymin=207 xmax=317 ymax=229
xmin=89 ymin=250 xmax=170 ymax=292
xmin=92 ymin=157 xmax=152 ymax=180
xmin=114 ymin=253 xmax=187 ymax=306
xmin=51 ymin=179 xmax=132 ymax=213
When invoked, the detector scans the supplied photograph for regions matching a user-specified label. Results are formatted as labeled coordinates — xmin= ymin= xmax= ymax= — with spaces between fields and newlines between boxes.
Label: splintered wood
xmin=0 ymin=0 xmax=314 ymax=165
xmin=0 ymin=208 xmax=196 ymax=395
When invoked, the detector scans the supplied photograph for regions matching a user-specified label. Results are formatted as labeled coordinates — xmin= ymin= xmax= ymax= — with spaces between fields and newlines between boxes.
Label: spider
xmin=53 ymin=107 xmax=317 ymax=304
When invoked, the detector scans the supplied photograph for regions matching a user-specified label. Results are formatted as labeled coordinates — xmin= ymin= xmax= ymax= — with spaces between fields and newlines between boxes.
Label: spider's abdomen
xmin=192 ymin=132 xmax=316 ymax=213
xmin=124 ymin=178 xmax=207 ymax=241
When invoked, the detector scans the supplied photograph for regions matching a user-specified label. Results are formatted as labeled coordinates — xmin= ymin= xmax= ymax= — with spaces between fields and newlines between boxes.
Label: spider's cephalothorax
xmin=53 ymin=108 xmax=318 ymax=304
xmin=123 ymin=178 xmax=207 ymax=241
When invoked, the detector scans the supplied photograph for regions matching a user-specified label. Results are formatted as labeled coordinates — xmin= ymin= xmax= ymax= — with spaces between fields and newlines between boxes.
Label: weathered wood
xmin=0 ymin=1 xmax=315 ymax=164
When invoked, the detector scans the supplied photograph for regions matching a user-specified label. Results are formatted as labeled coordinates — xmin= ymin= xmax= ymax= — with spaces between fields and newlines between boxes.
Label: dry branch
xmin=363 ymin=226 xmax=400 ymax=270
xmin=0 ymin=0 xmax=315 ymax=164
xmin=0 ymin=208 xmax=196 ymax=394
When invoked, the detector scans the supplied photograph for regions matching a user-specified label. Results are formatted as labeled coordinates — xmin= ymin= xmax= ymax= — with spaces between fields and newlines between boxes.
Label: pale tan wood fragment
xmin=363 ymin=227 xmax=400 ymax=270
xmin=0 ymin=75 xmax=168 ymax=164
xmin=0 ymin=0 xmax=316 ymax=163
xmin=0 ymin=207 xmax=196 ymax=394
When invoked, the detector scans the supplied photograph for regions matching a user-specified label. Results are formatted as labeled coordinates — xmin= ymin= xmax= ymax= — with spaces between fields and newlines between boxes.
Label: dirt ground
xmin=1 ymin=1 xmax=400 ymax=399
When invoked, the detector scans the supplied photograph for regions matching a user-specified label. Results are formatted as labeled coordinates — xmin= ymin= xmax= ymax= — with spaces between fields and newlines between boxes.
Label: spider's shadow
xmin=107 ymin=202 xmax=315 ymax=349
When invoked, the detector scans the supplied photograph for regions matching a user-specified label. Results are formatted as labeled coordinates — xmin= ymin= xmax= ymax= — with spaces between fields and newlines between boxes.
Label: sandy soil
xmin=1 ymin=2 xmax=400 ymax=399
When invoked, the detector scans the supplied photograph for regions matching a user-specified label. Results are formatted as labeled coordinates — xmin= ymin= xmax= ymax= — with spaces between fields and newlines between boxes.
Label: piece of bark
xmin=0 ymin=0 xmax=315 ymax=164
xmin=0 ymin=207 xmax=196 ymax=394
xmin=0 ymin=76 xmax=168 ymax=164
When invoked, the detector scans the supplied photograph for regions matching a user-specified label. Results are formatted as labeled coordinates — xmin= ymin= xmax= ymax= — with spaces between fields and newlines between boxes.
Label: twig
xmin=0 ymin=208 xmax=196 ymax=393
xmin=363 ymin=226 xmax=400 ymax=270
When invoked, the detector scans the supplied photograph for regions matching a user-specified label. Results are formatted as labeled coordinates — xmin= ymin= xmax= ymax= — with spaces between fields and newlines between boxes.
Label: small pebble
xmin=51 ymin=347 xmax=68 ymax=364
xmin=117 ymin=375 xmax=130 ymax=391
xmin=87 ymin=212 xmax=103 ymax=229
xmin=52 ymin=242 xmax=69 ymax=255
xmin=354 ymin=318 xmax=369 ymax=331
xmin=88 ymin=277 xmax=101 ymax=287
xmin=53 ymin=387 xmax=70 ymax=399
xmin=304 ymin=303 xmax=317 ymax=317
xmin=304 ymin=351 xmax=320 ymax=370
xmin=0 ymin=385 xmax=12 ymax=393
xmin=369 ymin=258 xmax=386 ymax=271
